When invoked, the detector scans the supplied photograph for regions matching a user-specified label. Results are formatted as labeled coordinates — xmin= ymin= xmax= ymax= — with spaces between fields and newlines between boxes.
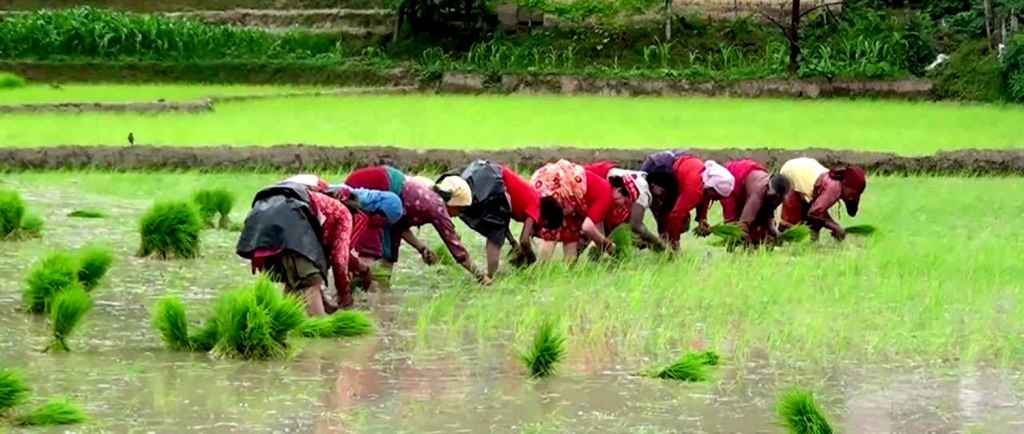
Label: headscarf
xmin=829 ymin=167 xmax=867 ymax=217
xmin=282 ymin=174 xmax=328 ymax=191
xmin=435 ymin=175 xmax=473 ymax=207
xmin=530 ymin=159 xmax=588 ymax=215
xmin=701 ymin=160 xmax=735 ymax=197
xmin=350 ymin=187 xmax=404 ymax=225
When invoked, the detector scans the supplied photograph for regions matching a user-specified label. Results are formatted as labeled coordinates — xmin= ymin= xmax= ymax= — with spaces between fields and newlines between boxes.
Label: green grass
xmin=1 ymin=95 xmax=1023 ymax=153
xmin=0 ymin=84 xmax=326 ymax=104
xmin=776 ymin=389 xmax=834 ymax=434
xmin=0 ymin=72 xmax=27 ymax=89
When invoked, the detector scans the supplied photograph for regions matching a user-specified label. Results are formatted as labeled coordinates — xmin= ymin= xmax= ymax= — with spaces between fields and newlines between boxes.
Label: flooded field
xmin=2 ymin=172 xmax=1023 ymax=433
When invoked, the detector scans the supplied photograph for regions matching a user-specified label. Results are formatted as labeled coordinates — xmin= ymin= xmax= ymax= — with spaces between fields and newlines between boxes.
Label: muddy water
xmin=2 ymin=180 xmax=1023 ymax=433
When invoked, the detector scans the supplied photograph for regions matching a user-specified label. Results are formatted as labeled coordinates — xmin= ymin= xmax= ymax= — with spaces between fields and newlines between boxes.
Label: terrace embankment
xmin=2 ymin=145 xmax=1022 ymax=175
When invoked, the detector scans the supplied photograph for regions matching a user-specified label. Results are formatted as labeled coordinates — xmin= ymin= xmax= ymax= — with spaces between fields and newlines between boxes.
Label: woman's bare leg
xmin=563 ymin=242 xmax=578 ymax=261
xmin=539 ymin=241 xmax=557 ymax=261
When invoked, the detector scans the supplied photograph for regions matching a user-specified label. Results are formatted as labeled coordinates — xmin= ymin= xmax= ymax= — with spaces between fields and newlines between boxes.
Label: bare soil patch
xmin=1 ymin=145 xmax=1020 ymax=176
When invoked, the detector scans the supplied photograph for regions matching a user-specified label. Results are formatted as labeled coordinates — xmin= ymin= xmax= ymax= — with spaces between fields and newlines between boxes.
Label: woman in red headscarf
xmin=777 ymin=157 xmax=868 ymax=242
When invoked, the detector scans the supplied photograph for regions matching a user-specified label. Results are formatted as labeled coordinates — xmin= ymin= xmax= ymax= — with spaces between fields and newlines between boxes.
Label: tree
xmin=758 ymin=0 xmax=843 ymax=74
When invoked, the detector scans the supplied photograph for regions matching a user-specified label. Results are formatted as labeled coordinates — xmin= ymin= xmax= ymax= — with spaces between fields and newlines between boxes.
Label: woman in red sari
xmin=530 ymin=159 xmax=615 ymax=261
xmin=645 ymin=156 xmax=735 ymax=250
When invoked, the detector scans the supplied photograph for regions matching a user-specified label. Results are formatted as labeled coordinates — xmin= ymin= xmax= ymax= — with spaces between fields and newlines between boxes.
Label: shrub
xmin=299 ymin=311 xmax=375 ymax=338
xmin=932 ymin=40 xmax=1004 ymax=102
xmin=1003 ymin=33 xmax=1024 ymax=103
xmin=776 ymin=388 xmax=834 ymax=434
xmin=138 ymin=200 xmax=203 ymax=259
xmin=192 ymin=188 xmax=235 ymax=229
xmin=0 ymin=189 xmax=26 ymax=239
xmin=76 ymin=245 xmax=114 ymax=291
xmin=18 ymin=399 xmax=88 ymax=426
xmin=520 ymin=319 xmax=565 ymax=378
xmin=45 ymin=285 xmax=92 ymax=353
xmin=0 ymin=72 xmax=27 ymax=89
xmin=23 ymin=252 xmax=79 ymax=314
xmin=0 ymin=369 xmax=30 ymax=412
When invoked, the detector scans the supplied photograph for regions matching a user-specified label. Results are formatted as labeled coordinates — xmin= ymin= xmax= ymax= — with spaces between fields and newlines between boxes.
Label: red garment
xmin=250 ymin=248 xmax=283 ymax=274
xmin=721 ymin=159 xmax=768 ymax=222
xmin=345 ymin=167 xmax=391 ymax=258
xmin=502 ymin=166 xmax=541 ymax=223
xmin=780 ymin=173 xmax=844 ymax=233
xmin=395 ymin=179 xmax=470 ymax=263
xmin=584 ymin=170 xmax=613 ymax=224
xmin=666 ymin=156 xmax=706 ymax=243
xmin=583 ymin=160 xmax=616 ymax=178
xmin=309 ymin=191 xmax=353 ymax=297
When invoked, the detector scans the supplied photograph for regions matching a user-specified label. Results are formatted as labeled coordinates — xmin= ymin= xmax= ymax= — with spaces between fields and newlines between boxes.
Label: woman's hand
xmin=419 ymin=247 xmax=438 ymax=265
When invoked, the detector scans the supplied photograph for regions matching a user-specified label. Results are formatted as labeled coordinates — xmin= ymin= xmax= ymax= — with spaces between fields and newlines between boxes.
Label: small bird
xmin=128 ymin=132 xmax=134 ymax=146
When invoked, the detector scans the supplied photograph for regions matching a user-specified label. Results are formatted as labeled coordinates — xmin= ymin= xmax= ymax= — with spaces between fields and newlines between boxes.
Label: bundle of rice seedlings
xmin=780 ymin=224 xmax=811 ymax=243
xmin=776 ymin=388 xmax=834 ymax=434
xmin=433 ymin=244 xmax=456 ymax=266
xmin=0 ymin=72 xmax=27 ymax=89
xmin=75 ymin=245 xmax=114 ymax=291
xmin=23 ymin=252 xmax=79 ymax=314
xmin=18 ymin=399 xmax=87 ymax=426
xmin=369 ymin=265 xmax=391 ymax=283
xmin=608 ymin=225 xmax=634 ymax=261
xmin=647 ymin=350 xmax=720 ymax=382
xmin=209 ymin=276 xmax=307 ymax=360
xmin=14 ymin=213 xmax=44 ymax=240
xmin=845 ymin=224 xmax=877 ymax=236
xmin=0 ymin=369 xmax=30 ymax=412
xmin=0 ymin=189 xmax=26 ymax=239
xmin=153 ymin=296 xmax=193 ymax=352
xmin=520 ymin=319 xmax=566 ymax=379
xmin=188 ymin=321 xmax=220 ymax=352
xmin=67 ymin=210 xmax=105 ymax=219
xmin=710 ymin=223 xmax=745 ymax=241
xmin=192 ymin=188 xmax=235 ymax=229
xmin=138 ymin=200 xmax=203 ymax=260
xmin=299 ymin=310 xmax=375 ymax=338
xmin=507 ymin=245 xmax=537 ymax=268
xmin=45 ymin=285 xmax=92 ymax=353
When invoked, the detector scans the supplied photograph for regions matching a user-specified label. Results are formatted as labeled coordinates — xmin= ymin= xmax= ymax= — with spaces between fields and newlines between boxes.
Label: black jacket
xmin=235 ymin=182 xmax=328 ymax=272
xmin=449 ymin=160 xmax=512 ymax=244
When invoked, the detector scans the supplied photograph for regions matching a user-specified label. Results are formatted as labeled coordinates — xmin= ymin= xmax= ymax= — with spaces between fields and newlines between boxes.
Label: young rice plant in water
xmin=845 ymin=224 xmax=877 ymax=235
xmin=647 ymin=350 xmax=720 ymax=382
xmin=18 ymin=399 xmax=87 ymax=426
xmin=776 ymin=388 xmax=834 ymax=434
xmin=299 ymin=311 xmax=375 ymax=338
xmin=76 ymin=245 xmax=114 ymax=291
xmin=192 ymin=188 xmax=235 ymax=229
xmin=520 ymin=319 xmax=566 ymax=378
xmin=45 ymin=285 xmax=92 ymax=353
xmin=0 ymin=189 xmax=41 ymax=240
xmin=67 ymin=209 xmax=105 ymax=218
xmin=0 ymin=369 xmax=30 ymax=412
xmin=780 ymin=224 xmax=811 ymax=243
xmin=23 ymin=252 xmax=79 ymax=314
xmin=138 ymin=200 xmax=203 ymax=259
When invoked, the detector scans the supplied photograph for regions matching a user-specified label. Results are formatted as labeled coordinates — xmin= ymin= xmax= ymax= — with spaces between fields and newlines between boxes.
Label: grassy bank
xmin=0 ymin=84 xmax=329 ymax=104
xmin=1 ymin=94 xmax=1023 ymax=153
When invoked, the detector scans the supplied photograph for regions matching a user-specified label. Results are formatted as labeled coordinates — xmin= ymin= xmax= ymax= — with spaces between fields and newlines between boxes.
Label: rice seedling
xmin=188 ymin=322 xmax=220 ymax=352
xmin=153 ymin=296 xmax=193 ymax=351
xmin=845 ymin=224 xmax=878 ymax=236
xmin=14 ymin=212 xmax=44 ymax=240
xmin=646 ymin=350 xmax=720 ymax=382
xmin=710 ymin=223 xmax=745 ymax=241
xmin=299 ymin=310 xmax=375 ymax=338
xmin=520 ymin=319 xmax=566 ymax=379
xmin=776 ymin=388 xmax=834 ymax=434
xmin=608 ymin=225 xmax=634 ymax=261
xmin=44 ymin=285 xmax=92 ymax=353
xmin=369 ymin=265 xmax=392 ymax=283
xmin=67 ymin=209 xmax=105 ymax=218
xmin=75 ymin=245 xmax=114 ymax=291
xmin=0 ymin=189 xmax=26 ymax=239
xmin=780 ymin=224 xmax=811 ymax=243
xmin=22 ymin=252 xmax=79 ymax=314
xmin=138 ymin=200 xmax=203 ymax=259
xmin=17 ymin=399 xmax=87 ymax=426
xmin=192 ymin=188 xmax=235 ymax=229
xmin=433 ymin=244 xmax=457 ymax=266
xmin=0 ymin=369 xmax=30 ymax=412
xmin=209 ymin=276 xmax=308 ymax=360
xmin=0 ymin=72 xmax=27 ymax=89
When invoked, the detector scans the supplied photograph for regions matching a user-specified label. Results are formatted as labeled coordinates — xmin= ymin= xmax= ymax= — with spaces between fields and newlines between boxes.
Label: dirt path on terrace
xmin=0 ymin=86 xmax=416 ymax=114
xmin=1 ymin=145 xmax=1021 ymax=176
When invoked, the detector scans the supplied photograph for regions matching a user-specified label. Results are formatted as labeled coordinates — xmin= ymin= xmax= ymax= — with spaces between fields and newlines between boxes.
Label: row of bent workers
xmin=236 ymin=151 xmax=868 ymax=316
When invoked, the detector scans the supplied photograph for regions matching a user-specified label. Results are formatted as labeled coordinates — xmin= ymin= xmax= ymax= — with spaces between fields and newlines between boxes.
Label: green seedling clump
xmin=434 ymin=244 xmax=456 ymax=266
xmin=16 ymin=213 xmax=44 ymax=240
xmin=67 ymin=210 xmax=105 ymax=218
xmin=23 ymin=252 xmax=79 ymax=314
xmin=0 ymin=369 xmax=30 ymax=412
xmin=710 ymin=223 xmax=745 ymax=240
xmin=0 ymin=72 xmax=27 ymax=89
xmin=76 ymin=245 xmax=114 ymax=291
xmin=776 ymin=388 xmax=834 ymax=434
xmin=608 ymin=225 xmax=634 ymax=261
xmin=45 ymin=285 xmax=92 ymax=353
xmin=520 ymin=319 xmax=566 ymax=378
xmin=192 ymin=187 xmax=235 ymax=229
xmin=0 ymin=189 xmax=26 ymax=238
xmin=153 ymin=296 xmax=193 ymax=351
xmin=18 ymin=399 xmax=88 ymax=426
xmin=299 ymin=310 xmax=375 ymax=338
xmin=138 ymin=200 xmax=203 ymax=259
xmin=845 ymin=224 xmax=877 ymax=236
xmin=647 ymin=350 xmax=720 ymax=382
xmin=780 ymin=224 xmax=811 ymax=243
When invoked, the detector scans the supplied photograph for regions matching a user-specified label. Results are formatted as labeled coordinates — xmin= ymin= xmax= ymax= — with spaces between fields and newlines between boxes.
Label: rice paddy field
xmin=2 ymin=85 xmax=1024 ymax=153
xmin=3 ymin=84 xmax=1024 ymax=432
